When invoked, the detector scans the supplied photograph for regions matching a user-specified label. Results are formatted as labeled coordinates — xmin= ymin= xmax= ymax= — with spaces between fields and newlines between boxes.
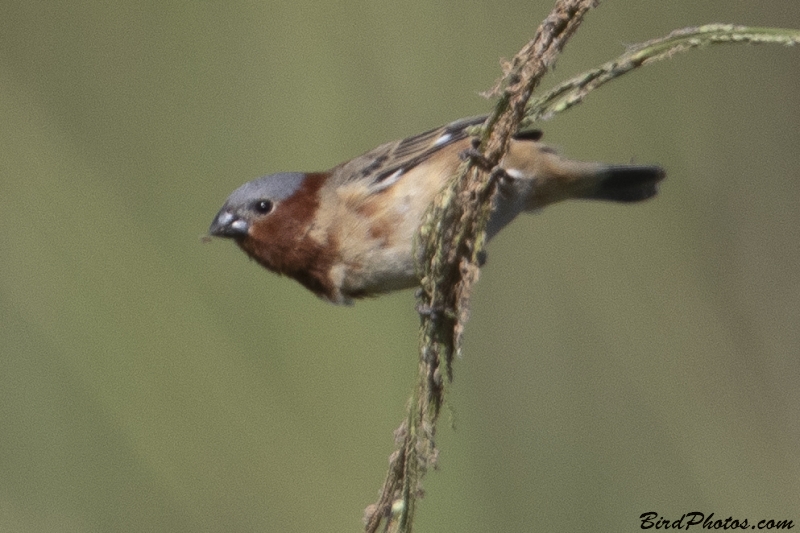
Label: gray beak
xmin=209 ymin=210 xmax=249 ymax=238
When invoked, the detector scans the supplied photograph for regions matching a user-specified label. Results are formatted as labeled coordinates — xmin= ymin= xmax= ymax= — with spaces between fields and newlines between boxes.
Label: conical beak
xmin=208 ymin=209 xmax=249 ymax=238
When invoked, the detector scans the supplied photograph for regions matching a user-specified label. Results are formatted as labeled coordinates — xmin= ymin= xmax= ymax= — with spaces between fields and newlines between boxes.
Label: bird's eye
xmin=253 ymin=199 xmax=274 ymax=214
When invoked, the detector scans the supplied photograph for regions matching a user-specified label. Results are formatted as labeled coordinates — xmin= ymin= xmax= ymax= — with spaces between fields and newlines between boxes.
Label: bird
xmin=209 ymin=115 xmax=665 ymax=304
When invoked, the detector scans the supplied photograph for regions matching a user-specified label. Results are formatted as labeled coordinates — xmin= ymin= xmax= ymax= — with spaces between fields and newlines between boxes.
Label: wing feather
xmin=328 ymin=115 xmax=542 ymax=194
xmin=330 ymin=116 xmax=485 ymax=191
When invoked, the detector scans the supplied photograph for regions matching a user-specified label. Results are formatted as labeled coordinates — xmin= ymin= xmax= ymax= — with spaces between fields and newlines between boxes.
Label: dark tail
xmin=590 ymin=165 xmax=666 ymax=202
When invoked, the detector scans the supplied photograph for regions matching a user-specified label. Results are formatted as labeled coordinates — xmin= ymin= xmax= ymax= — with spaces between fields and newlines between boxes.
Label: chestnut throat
xmin=237 ymin=173 xmax=339 ymax=299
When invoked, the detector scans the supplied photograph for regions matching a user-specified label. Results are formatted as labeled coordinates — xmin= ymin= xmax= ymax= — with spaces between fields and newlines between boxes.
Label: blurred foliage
xmin=1 ymin=1 xmax=798 ymax=532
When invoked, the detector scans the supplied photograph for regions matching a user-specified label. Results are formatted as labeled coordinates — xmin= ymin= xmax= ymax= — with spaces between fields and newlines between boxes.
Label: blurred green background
xmin=2 ymin=1 xmax=798 ymax=531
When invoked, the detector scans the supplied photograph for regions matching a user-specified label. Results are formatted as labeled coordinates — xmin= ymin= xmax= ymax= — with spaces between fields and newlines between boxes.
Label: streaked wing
xmin=331 ymin=115 xmax=488 ymax=191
